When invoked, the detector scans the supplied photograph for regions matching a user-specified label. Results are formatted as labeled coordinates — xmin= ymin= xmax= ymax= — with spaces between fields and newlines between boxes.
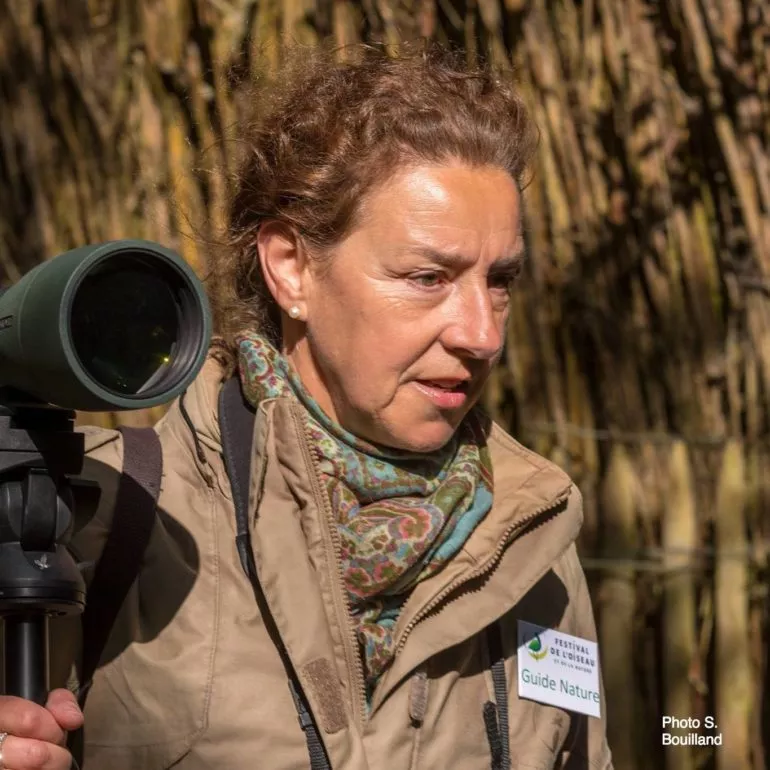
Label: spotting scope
xmin=0 ymin=240 xmax=211 ymax=410
xmin=0 ymin=240 xmax=211 ymax=705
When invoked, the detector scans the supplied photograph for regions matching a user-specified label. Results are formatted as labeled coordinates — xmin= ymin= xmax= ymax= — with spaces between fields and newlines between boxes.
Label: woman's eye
xmin=411 ymin=272 xmax=444 ymax=288
xmin=408 ymin=268 xmax=520 ymax=292
xmin=490 ymin=271 xmax=520 ymax=292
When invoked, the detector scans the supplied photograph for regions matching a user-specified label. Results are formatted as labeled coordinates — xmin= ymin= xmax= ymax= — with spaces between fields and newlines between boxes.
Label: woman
xmin=0 ymin=41 xmax=612 ymax=770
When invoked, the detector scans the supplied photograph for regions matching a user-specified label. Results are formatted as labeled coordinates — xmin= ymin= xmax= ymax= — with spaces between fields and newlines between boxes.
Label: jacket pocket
xmin=82 ymin=643 xmax=211 ymax=770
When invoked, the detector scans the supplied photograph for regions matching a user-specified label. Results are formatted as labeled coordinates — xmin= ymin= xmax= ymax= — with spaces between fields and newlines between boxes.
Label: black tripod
xmin=0 ymin=390 xmax=87 ymax=705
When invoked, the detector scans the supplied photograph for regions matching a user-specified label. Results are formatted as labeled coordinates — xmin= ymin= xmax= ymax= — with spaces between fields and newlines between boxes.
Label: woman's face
xmin=265 ymin=161 xmax=524 ymax=452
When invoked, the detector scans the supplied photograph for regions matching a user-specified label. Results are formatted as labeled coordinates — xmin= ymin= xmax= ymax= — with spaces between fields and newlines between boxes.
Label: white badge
xmin=517 ymin=620 xmax=602 ymax=718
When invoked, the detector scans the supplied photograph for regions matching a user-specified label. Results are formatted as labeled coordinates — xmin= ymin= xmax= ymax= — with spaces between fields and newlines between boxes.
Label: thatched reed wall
xmin=1 ymin=1 xmax=768 ymax=767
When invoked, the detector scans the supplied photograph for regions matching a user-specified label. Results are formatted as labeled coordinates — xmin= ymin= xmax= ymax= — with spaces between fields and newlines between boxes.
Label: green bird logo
xmin=527 ymin=633 xmax=549 ymax=661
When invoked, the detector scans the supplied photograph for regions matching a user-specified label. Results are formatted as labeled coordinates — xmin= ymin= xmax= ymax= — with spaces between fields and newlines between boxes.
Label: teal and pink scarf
xmin=236 ymin=331 xmax=494 ymax=698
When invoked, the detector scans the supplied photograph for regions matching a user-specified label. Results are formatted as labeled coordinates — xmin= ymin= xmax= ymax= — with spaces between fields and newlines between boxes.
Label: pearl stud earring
xmin=289 ymin=306 xmax=301 ymax=319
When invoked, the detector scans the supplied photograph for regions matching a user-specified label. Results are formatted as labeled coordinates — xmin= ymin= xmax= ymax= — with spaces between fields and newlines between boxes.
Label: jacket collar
xmin=177 ymin=358 xmax=575 ymax=513
xmin=176 ymin=368 xmax=579 ymax=607
xmin=175 ymin=367 xmax=579 ymax=580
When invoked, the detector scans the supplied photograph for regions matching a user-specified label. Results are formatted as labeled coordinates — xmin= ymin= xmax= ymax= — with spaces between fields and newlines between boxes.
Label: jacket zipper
xmin=292 ymin=407 xmax=370 ymax=728
xmin=393 ymin=490 xmax=571 ymax=657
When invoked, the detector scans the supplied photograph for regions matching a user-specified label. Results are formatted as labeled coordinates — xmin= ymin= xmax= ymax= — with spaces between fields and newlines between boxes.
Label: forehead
xmin=357 ymin=163 xmax=522 ymax=245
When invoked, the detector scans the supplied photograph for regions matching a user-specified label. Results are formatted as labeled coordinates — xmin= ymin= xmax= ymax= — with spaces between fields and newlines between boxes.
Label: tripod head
xmin=0 ymin=241 xmax=211 ymax=703
xmin=0 ymin=394 xmax=86 ymax=702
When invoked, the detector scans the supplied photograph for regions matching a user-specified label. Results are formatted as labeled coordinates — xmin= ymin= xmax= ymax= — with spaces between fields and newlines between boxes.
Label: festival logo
xmin=527 ymin=633 xmax=549 ymax=661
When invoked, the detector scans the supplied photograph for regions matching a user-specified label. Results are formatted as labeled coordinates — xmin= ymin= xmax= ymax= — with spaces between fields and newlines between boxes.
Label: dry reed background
xmin=0 ymin=0 xmax=768 ymax=768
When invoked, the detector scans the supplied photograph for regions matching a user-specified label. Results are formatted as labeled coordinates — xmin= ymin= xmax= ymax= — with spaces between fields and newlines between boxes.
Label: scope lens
xmin=70 ymin=256 xmax=181 ymax=395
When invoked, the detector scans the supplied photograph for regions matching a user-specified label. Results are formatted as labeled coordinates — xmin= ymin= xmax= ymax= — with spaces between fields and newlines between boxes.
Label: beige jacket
xmin=55 ymin=359 xmax=613 ymax=769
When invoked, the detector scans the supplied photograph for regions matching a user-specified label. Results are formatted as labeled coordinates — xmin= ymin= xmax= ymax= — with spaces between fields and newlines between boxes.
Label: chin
xmin=388 ymin=423 xmax=458 ymax=453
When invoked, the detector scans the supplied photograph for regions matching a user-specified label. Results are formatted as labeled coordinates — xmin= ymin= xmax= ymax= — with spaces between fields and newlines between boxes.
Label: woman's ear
xmin=256 ymin=221 xmax=310 ymax=316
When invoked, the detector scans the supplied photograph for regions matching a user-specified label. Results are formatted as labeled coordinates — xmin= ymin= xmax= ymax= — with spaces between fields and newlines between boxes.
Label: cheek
xmin=321 ymin=301 xmax=428 ymax=369
xmin=335 ymin=335 xmax=429 ymax=412
xmin=345 ymin=342 xmax=412 ymax=394
xmin=310 ymin=282 xmax=441 ymax=395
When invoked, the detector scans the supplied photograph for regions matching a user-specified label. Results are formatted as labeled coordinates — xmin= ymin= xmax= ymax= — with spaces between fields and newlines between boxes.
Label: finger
xmin=44 ymin=690 xmax=83 ymax=735
xmin=0 ymin=697 xmax=64 ymax=746
xmin=0 ymin=735 xmax=73 ymax=770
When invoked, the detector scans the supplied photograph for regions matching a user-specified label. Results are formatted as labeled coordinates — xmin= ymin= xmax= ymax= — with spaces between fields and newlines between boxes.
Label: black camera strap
xmin=218 ymin=376 xmax=332 ymax=770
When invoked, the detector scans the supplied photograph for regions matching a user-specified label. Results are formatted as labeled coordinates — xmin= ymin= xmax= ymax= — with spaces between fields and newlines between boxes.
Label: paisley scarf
xmin=236 ymin=331 xmax=494 ymax=700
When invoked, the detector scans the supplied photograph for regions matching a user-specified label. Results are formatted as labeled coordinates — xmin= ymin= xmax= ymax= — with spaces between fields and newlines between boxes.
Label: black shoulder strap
xmin=219 ymin=377 xmax=331 ymax=770
xmin=78 ymin=425 xmax=162 ymax=704
xmin=218 ymin=377 xmax=257 ymax=579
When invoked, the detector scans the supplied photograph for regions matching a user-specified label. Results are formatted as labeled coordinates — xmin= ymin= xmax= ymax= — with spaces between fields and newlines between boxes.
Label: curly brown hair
xmin=209 ymin=38 xmax=538 ymax=372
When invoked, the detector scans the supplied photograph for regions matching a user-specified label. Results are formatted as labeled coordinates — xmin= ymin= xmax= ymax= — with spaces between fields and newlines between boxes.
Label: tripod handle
xmin=3 ymin=615 xmax=49 ymax=705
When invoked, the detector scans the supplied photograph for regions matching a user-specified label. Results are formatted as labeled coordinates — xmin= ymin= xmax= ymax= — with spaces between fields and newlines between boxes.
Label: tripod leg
xmin=3 ymin=614 xmax=49 ymax=705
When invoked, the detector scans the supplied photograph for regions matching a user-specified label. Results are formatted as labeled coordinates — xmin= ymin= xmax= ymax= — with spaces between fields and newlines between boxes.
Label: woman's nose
xmin=441 ymin=287 xmax=504 ymax=360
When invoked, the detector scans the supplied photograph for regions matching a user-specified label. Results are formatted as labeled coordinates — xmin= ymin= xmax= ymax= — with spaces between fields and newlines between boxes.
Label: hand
xmin=0 ymin=690 xmax=83 ymax=769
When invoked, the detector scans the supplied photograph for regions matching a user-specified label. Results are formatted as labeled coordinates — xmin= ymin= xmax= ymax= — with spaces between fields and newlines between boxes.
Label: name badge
xmin=517 ymin=620 xmax=601 ymax=718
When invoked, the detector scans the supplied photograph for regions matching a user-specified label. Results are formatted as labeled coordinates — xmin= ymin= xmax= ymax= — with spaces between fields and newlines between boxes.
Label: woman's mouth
xmin=412 ymin=379 xmax=469 ymax=409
